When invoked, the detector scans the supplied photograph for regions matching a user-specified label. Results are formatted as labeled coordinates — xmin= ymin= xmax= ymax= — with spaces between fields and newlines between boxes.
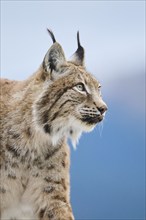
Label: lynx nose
xmin=98 ymin=105 xmax=108 ymax=115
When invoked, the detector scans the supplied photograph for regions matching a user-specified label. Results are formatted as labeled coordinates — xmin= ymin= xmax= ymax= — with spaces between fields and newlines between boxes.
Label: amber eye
xmin=76 ymin=83 xmax=86 ymax=92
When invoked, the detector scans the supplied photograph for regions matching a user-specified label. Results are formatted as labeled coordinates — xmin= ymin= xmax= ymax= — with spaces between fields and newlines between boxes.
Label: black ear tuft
xmin=47 ymin=29 xmax=56 ymax=43
xmin=77 ymin=31 xmax=80 ymax=47
xmin=70 ymin=31 xmax=85 ymax=66
xmin=76 ymin=31 xmax=84 ymax=62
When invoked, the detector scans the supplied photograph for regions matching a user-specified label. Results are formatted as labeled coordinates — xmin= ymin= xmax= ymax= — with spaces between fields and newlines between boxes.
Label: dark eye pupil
xmin=78 ymin=83 xmax=84 ymax=91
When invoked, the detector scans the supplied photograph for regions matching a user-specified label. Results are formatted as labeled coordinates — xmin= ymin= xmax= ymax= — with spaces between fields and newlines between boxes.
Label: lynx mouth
xmin=81 ymin=114 xmax=103 ymax=124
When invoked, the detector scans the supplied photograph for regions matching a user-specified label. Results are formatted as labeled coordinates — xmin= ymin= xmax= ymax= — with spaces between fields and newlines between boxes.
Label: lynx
xmin=0 ymin=29 xmax=107 ymax=220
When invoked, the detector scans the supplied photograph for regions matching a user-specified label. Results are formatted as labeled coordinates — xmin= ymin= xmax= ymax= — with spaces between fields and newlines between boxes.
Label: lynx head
xmin=34 ymin=29 xmax=107 ymax=147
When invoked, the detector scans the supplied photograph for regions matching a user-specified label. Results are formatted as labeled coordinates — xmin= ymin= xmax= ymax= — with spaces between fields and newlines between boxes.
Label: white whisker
xmin=98 ymin=121 xmax=104 ymax=137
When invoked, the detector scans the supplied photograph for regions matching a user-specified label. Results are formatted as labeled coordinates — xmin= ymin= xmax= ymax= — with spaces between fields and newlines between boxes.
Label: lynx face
xmin=34 ymin=30 xmax=107 ymax=147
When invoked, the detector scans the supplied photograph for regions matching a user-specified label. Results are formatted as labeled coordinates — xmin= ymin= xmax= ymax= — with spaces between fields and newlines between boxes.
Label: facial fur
xmin=33 ymin=62 xmax=107 ymax=148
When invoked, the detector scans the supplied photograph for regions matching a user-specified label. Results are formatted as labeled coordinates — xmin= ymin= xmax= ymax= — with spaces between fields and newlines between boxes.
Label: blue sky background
xmin=1 ymin=1 xmax=145 ymax=219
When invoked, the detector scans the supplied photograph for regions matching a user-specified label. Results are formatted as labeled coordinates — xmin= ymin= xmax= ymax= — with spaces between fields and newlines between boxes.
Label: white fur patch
xmin=50 ymin=116 xmax=96 ymax=149
xmin=1 ymin=202 xmax=37 ymax=220
xmin=32 ymin=106 xmax=96 ymax=150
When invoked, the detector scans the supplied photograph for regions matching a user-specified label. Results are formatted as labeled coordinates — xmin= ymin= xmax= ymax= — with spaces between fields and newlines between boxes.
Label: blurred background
xmin=1 ymin=1 xmax=145 ymax=219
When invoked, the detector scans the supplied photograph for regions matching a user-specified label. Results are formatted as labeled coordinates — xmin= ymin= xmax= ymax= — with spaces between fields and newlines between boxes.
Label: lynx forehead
xmin=0 ymin=29 xmax=107 ymax=219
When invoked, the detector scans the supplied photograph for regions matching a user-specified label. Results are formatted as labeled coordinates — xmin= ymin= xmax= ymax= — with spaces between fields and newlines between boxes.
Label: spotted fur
xmin=0 ymin=29 xmax=107 ymax=219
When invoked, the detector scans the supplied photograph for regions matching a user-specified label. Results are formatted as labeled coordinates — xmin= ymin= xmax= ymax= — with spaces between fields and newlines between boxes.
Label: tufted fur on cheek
xmin=32 ymin=81 xmax=83 ymax=148
xmin=49 ymin=116 xmax=83 ymax=149
xmin=32 ymin=69 xmax=100 ymax=149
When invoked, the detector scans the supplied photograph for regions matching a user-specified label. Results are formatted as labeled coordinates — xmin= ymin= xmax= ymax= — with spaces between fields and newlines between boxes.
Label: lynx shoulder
xmin=0 ymin=29 xmax=107 ymax=219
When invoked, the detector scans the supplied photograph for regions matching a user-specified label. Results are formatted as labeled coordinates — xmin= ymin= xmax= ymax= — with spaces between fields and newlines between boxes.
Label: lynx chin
xmin=0 ymin=29 xmax=108 ymax=219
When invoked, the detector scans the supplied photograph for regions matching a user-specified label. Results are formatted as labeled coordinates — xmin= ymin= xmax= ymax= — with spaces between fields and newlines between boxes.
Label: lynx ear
xmin=70 ymin=31 xmax=85 ymax=66
xmin=43 ymin=29 xmax=66 ymax=73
